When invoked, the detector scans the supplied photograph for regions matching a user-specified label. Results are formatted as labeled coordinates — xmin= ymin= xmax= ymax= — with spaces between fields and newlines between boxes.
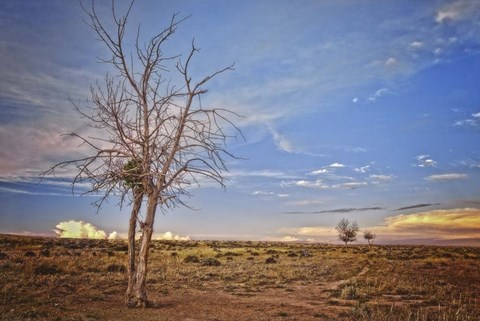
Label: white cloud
xmin=294 ymin=180 xmax=328 ymax=189
xmin=457 ymin=159 xmax=480 ymax=169
xmin=354 ymin=165 xmax=370 ymax=173
xmin=310 ymin=168 xmax=330 ymax=175
xmin=435 ymin=1 xmax=480 ymax=24
xmin=385 ymin=57 xmax=398 ymax=66
xmin=329 ymin=162 xmax=345 ymax=168
xmin=263 ymin=235 xmax=301 ymax=242
xmin=55 ymin=220 xmax=107 ymax=239
xmin=153 ymin=231 xmax=191 ymax=241
xmin=370 ymin=174 xmax=392 ymax=182
xmin=352 ymin=97 xmax=359 ymax=103
xmin=409 ymin=41 xmax=424 ymax=49
xmin=108 ymin=231 xmax=122 ymax=240
xmin=425 ymin=173 xmax=468 ymax=181
xmin=252 ymin=190 xmax=289 ymax=198
xmin=367 ymin=88 xmax=389 ymax=102
xmin=335 ymin=182 xmax=368 ymax=189
xmin=287 ymin=199 xmax=326 ymax=206
xmin=454 ymin=112 xmax=480 ymax=127
xmin=252 ymin=190 xmax=275 ymax=196
xmin=292 ymin=179 xmax=368 ymax=190
xmin=436 ymin=10 xmax=459 ymax=23
xmin=414 ymin=155 xmax=437 ymax=168
xmin=277 ymin=194 xmax=290 ymax=198
xmin=454 ymin=119 xmax=478 ymax=127
xmin=269 ymin=127 xmax=294 ymax=153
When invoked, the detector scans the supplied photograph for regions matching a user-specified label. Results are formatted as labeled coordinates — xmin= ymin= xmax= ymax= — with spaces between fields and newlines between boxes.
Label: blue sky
xmin=1 ymin=0 xmax=480 ymax=244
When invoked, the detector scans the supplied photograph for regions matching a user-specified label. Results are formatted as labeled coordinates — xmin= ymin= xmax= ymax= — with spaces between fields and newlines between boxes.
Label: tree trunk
xmin=125 ymin=189 xmax=143 ymax=304
xmin=129 ymin=196 xmax=158 ymax=307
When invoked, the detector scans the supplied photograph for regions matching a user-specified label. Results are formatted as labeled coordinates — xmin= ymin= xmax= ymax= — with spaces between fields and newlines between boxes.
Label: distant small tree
xmin=336 ymin=218 xmax=359 ymax=245
xmin=363 ymin=229 xmax=376 ymax=246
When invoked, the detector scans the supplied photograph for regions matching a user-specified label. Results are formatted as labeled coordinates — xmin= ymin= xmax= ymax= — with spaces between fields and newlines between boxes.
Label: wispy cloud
xmin=290 ymin=179 xmax=368 ymax=190
xmin=283 ymin=206 xmax=383 ymax=215
xmin=367 ymin=88 xmax=389 ymax=102
xmin=310 ymin=168 xmax=330 ymax=175
xmin=369 ymin=174 xmax=392 ymax=182
xmin=252 ymin=190 xmax=289 ymax=198
xmin=394 ymin=203 xmax=441 ymax=211
xmin=354 ymin=165 xmax=370 ymax=173
xmin=413 ymin=155 xmax=437 ymax=168
xmin=454 ymin=112 xmax=480 ymax=127
xmin=226 ymin=169 xmax=297 ymax=180
xmin=425 ymin=173 xmax=468 ymax=181
xmin=435 ymin=1 xmax=480 ymax=24
xmin=269 ymin=127 xmax=295 ymax=153
xmin=457 ymin=159 xmax=480 ymax=169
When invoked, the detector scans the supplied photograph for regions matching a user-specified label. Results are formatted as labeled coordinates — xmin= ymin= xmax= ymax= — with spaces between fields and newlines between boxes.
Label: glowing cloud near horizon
xmin=55 ymin=220 xmax=108 ymax=239
xmin=279 ymin=208 xmax=480 ymax=243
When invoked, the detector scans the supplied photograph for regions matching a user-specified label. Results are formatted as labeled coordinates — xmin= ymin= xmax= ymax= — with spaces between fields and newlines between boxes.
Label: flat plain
xmin=1 ymin=235 xmax=479 ymax=321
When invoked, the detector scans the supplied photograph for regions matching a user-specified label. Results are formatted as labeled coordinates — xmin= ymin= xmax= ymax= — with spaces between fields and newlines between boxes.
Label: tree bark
xmin=129 ymin=195 xmax=158 ymax=307
xmin=125 ymin=189 xmax=143 ymax=304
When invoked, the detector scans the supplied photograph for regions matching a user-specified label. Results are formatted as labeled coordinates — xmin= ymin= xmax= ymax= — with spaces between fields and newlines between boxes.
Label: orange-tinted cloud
xmin=372 ymin=208 xmax=480 ymax=239
xmin=279 ymin=208 xmax=480 ymax=244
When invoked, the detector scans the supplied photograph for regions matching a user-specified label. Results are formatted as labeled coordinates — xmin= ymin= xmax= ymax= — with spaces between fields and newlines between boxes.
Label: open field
xmin=1 ymin=235 xmax=479 ymax=321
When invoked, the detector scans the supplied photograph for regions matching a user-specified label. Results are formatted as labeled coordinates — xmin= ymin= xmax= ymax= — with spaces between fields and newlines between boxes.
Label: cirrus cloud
xmin=425 ymin=173 xmax=468 ymax=181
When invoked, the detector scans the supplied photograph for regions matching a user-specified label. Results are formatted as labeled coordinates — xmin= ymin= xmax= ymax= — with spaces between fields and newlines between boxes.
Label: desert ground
xmin=1 ymin=235 xmax=479 ymax=321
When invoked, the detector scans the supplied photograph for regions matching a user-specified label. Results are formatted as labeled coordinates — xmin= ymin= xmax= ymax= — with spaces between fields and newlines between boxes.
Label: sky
xmin=1 ymin=0 xmax=480 ymax=245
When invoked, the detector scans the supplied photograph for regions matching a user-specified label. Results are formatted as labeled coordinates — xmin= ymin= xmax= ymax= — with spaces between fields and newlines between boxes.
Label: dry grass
xmin=1 ymin=235 xmax=479 ymax=320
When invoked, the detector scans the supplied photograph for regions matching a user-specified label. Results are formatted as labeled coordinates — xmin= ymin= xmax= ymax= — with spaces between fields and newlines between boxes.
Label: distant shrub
xmin=300 ymin=250 xmax=312 ymax=257
xmin=201 ymin=258 xmax=221 ymax=266
xmin=106 ymin=264 xmax=127 ymax=273
xmin=35 ymin=263 xmax=60 ymax=275
xmin=224 ymin=251 xmax=242 ymax=257
xmin=171 ymin=252 xmax=178 ymax=257
xmin=287 ymin=252 xmax=298 ymax=257
xmin=184 ymin=255 xmax=200 ymax=263
xmin=265 ymin=257 xmax=277 ymax=264
xmin=0 ymin=252 xmax=8 ymax=260
xmin=24 ymin=251 xmax=36 ymax=258
xmin=40 ymin=249 xmax=51 ymax=257
xmin=114 ymin=244 xmax=128 ymax=252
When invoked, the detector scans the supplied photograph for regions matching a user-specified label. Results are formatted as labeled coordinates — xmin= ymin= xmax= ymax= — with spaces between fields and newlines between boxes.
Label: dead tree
xmin=43 ymin=0 xmax=241 ymax=307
